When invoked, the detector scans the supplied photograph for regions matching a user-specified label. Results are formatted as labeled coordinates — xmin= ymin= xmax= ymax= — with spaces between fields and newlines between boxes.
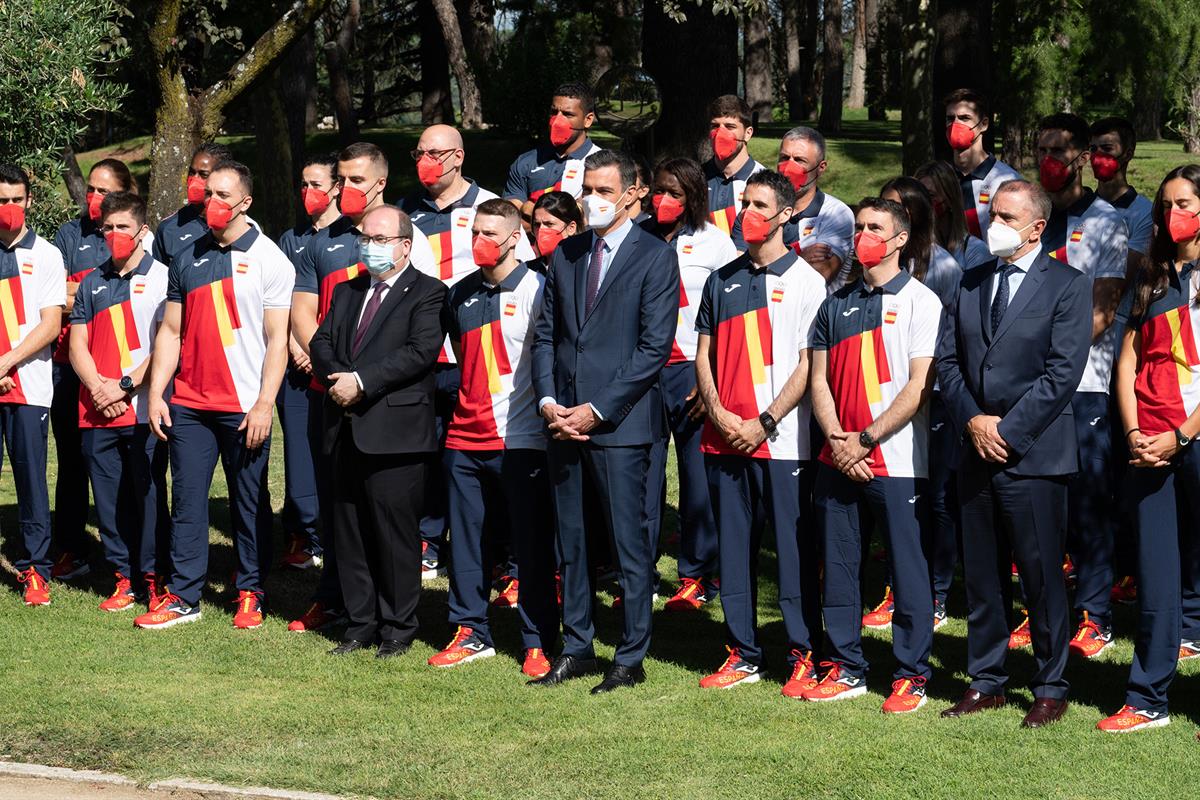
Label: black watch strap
xmin=758 ymin=411 xmax=777 ymax=435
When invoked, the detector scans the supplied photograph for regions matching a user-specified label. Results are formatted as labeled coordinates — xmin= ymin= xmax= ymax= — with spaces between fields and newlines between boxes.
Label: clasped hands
xmin=967 ymin=414 xmax=1010 ymax=464
xmin=542 ymin=402 xmax=599 ymax=441
xmin=87 ymin=376 xmax=130 ymax=419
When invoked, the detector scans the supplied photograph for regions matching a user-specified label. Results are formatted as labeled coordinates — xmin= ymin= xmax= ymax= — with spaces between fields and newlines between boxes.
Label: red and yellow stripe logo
xmin=107 ymin=302 xmax=141 ymax=370
xmin=1166 ymin=305 xmax=1200 ymax=386
xmin=503 ymin=301 xmax=517 ymax=316
xmin=210 ymin=278 xmax=241 ymax=348
xmin=430 ymin=230 xmax=454 ymax=280
xmin=235 ymin=259 xmax=249 ymax=274
xmin=1070 ymin=229 xmax=1084 ymax=243
xmin=0 ymin=276 xmax=27 ymax=346
xmin=741 ymin=307 xmax=774 ymax=386
xmin=20 ymin=261 xmax=33 ymax=276
xmin=979 ymin=191 xmax=991 ymax=204
xmin=884 ymin=309 xmax=898 ymax=325
xmin=859 ymin=327 xmax=892 ymax=404
xmin=479 ymin=321 xmax=512 ymax=395
xmin=771 ymin=288 xmax=784 ymax=303
xmin=681 ymin=244 xmax=694 ymax=255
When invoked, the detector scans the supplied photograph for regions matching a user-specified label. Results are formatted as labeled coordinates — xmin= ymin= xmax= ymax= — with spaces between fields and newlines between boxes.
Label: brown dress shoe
xmin=1022 ymin=697 xmax=1068 ymax=728
xmin=941 ymin=689 xmax=1007 ymax=717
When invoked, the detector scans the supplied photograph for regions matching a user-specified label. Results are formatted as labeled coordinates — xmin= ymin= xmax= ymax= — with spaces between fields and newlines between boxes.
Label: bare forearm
xmin=765 ymin=351 xmax=810 ymax=423
xmin=149 ymin=334 xmax=180 ymax=397
xmin=866 ymin=376 xmax=931 ymax=441
xmin=811 ymin=369 xmax=842 ymax=438
xmin=11 ymin=316 xmax=62 ymax=363
xmin=695 ymin=347 xmax=725 ymax=418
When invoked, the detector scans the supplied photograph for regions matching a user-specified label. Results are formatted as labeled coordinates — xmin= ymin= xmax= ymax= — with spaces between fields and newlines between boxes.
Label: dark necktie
xmin=352 ymin=281 xmax=388 ymax=356
xmin=585 ymin=236 xmax=605 ymax=317
xmin=990 ymin=264 xmax=1018 ymax=335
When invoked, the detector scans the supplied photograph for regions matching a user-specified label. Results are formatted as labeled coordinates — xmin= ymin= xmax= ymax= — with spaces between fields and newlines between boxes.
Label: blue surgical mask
xmin=362 ymin=242 xmax=396 ymax=275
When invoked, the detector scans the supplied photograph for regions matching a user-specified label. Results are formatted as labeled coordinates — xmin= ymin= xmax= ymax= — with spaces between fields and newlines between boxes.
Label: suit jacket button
xmin=985 ymin=363 xmax=993 ymax=370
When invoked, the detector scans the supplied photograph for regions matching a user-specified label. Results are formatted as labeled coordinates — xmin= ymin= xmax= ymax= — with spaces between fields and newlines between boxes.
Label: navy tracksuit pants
xmin=50 ymin=363 xmax=90 ymax=556
xmin=444 ymin=447 xmax=557 ymax=651
xmin=2 ymin=403 xmax=51 ymax=578
xmin=306 ymin=388 xmax=343 ymax=607
xmin=419 ymin=364 xmax=459 ymax=562
xmin=815 ymin=464 xmax=933 ymax=681
xmin=166 ymin=404 xmax=272 ymax=608
xmin=1068 ymin=391 xmax=1117 ymax=628
xmin=646 ymin=362 xmax=717 ymax=582
xmin=706 ymin=454 xmax=820 ymax=667
xmin=275 ymin=368 xmax=319 ymax=551
xmin=928 ymin=392 xmax=961 ymax=605
xmin=81 ymin=423 xmax=168 ymax=579
xmin=1123 ymin=443 xmax=1200 ymax=713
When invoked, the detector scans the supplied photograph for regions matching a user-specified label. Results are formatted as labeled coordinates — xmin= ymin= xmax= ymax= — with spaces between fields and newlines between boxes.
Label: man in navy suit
xmin=936 ymin=179 xmax=1092 ymax=728
xmin=530 ymin=149 xmax=679 ymax=693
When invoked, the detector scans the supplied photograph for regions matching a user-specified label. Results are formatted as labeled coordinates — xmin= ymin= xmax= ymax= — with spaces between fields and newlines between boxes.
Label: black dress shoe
xmin=591 ymin=663 xmax=646 ymax=694
xmin=376 ymin=639 xmax=411 ymax=659
xmin=1022 ymin=697 xmax=1068 ymax=728
xmin=329 ymin=639 xmax=370 ymax=656
xmin=941 ymin=688 xmax=1007 ymax=717
xmin=527 ymin=654 xmax=598 ymax=686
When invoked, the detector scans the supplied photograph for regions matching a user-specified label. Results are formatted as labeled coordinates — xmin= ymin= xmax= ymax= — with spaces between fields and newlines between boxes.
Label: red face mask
xmin=417 ymin=154 xmax=447 ymax=187
xmin=946 ymin=121 xmax=977 ymax=151
xmin=472 ymin=234 xmax=505 ymax=268
xmin=536 ymin=227 xmax=565 ymax=257
xmin=302 ymin=187 xmax=331 ymax=216
xmin=338 ymin=185 xmax=370 ymax=217
xmin=86 ymin=190 xmax=103 ymax=222
xmin=105 ymin=231 xmax=139 ymax=261
xmin=1091 ymin=153 xmax=1121 ymax=182
xmin=1167 ymin=208 xmax=1200 ymax=243
xmin=1039 ymin=156 xmax=1076 ymax=192
xmin=652 ymin=194 xmax=685 ymax=225
xmin=741 ymin=209 xmax=778 ymax=244
xmin=549 ymin=114 xmax=576 ymax=148
xmin=206 ymin=197 xmax=238 ymax=231
xmin=777 ymin=160 xmax=809 ymax=193
xmin=854 ymin=230 xmax=894 ymax=269
xmin=186 ymin=175 xmax=206 ymax=205
xmin=710 ymin=127 xmax=742 ymax=162
xmin=0 ymin=203 xmax=26 ymax=232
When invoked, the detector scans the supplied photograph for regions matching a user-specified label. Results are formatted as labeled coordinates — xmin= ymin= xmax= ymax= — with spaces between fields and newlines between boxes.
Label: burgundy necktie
xmin=352 ymin=281 xmax=387 ymax=356
xmin=585 ymin=236 xmax=605 ymax=317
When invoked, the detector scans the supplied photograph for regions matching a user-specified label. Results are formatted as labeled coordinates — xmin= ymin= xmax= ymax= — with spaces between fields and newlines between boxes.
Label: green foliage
xmin=0 ymin=0 xmax=128 ymax=233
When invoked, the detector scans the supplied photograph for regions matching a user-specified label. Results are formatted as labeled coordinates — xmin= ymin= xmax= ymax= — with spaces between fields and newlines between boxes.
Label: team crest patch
xmin=133 ymin=280 xmax=146 ymax=294
xmin=1070 ymin=228 xmax=1084 ymax=243
xmin=681 ymin=244 xmax=694 ymax=255
xmin=771 ymin=288 xmax=784 ymax=303
xmin=802 ymin=225 xmax=815 ymax=237
xmin=503 ymin=301 xmax=517 ymax=316
xmin=979 ymin=191 xmax=991 ymax=204
xmin=20 ymin=261 xmax=33 ymax=275
xmin=235 ymin=260 xmax=249 ymax=274
xmin=884 ymin=308 xmax=898 ymax=324
xmin=455 ymin=215 xmax=470 ymax=227
xmin=564 ymin=168 xmax=578 ymax=181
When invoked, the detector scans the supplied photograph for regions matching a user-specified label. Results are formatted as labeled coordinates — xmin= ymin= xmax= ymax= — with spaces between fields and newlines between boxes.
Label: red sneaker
xmin=280 ymin=534 xmax=321 ymax=570
xmin=522 ymin=648 xmax=551 ymax=678
xmin=780 ymin=650 xmax=818 ymax=698
xmin=1097 ymin=705 xmax=1169 ymax=733
xmin=882 ymin=676 xmax=928 ymax=714
xmin=232 ymin=590 xmax=264 ymax=629
xmin=99 ymin=573 xmax=136 ymax=612
xmin=801 ymin=662 xmax=868 ymax=702
xmin=144 ymin=573 xmax=166 ymax=608
xmin=862 ymin=587 xmax=895 ymax=629
xmin=1179 ymin=640 xmax=1200 ymax=661
xmin=491 ymin=576 xmax=519 ymax=608
xmin=18 ymin=569 xmax=50 ymax=606
xmin=1063 ymin=555 xmax=1077 ymax=588
xmin=428 ymin=626 xmax=496 ymax=667
xmin=421 ymin=542 xmax=446 ymax=581
xmin=664 ymin=577 xmax=708 ymax=612
xmin=1068 ymin=611 xmax=1113 ymax=659
xmin=1111 ymin=576 xmax=1137 ymax=605
xmin=1011 ymin=562 xmax=1019 ymax=578
xmin=134 ymin=592 xmax=201 ymax=628
xmin=699 ymin=647 xmax=761 ymax=689
xmin=1008 ymin=613 xmax=1031 ymax=649
xmin=287 ymin=602 xmax=345 ymax=632
xmin=51 ymin=551 xmax=90 ymax=581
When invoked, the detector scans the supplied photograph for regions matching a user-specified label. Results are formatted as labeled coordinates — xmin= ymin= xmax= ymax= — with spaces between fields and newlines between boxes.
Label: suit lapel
xmin=355 ymin=267 xmax=418 ymax=354
xmin=584 ymin=225 xmax=641 ymax=326
xmin=991 ymin=255 xmax=1048 ymax=345
xmin=574 ymin=231 xmax=593 ymax=331
xmin=979 ymin=264 xmax=996 ymax=345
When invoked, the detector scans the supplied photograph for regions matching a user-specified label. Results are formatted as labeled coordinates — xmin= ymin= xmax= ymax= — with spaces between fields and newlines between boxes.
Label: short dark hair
xmin=654 ymin=157 xmax=709 ymax=232
xmin=302 ymin=152 xmax=340 ymax=182
xmin=1090 ymin=116 xmax=1136 ymax=155
xmin=584 ymin=149 xmax=638 ymax=193
xmin=1038 ymin=112 xmax=1091 ymax=152
xmin=338 ymin=141 xmax=388 ymax=170
xmin=707 ymin=94 xmax=753 ymax=128
xmin=210 ymin=159 xmax=253 ymax=196
xmin=90 ymin=158 xmax=135 ymax=193
xmin=745 ymin=170 xmax=796 ymax=212
xmin=193 ymin=142 xmax=233 ymax=163
xmin=0 ymin=163 xmax=31 ymax=193
xmin=858 ymin=196 xmax=912 ymax=235
xmin=532 ymin=190 xmax=582 ymax=229
xmin=475 ymin=197 xmax=521 ymax=228
xmin=943 ymin=88 xmax=990 ymax=121
xmin=99 ymin=191 xmax=147 ymax=228
xmin=552 ymin=81 xmax=595 ymax=115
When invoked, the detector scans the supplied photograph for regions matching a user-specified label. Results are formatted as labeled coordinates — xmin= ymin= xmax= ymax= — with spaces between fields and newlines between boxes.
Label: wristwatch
xmin=119 ymin=376 xmax=135 ymax=394
xmin=859 ymin=430 xmax=877 ymax=449
xmin=1175 ymin=427 xmax=1192 ymax=448
xmin=758 ymin=411 xmax=778 ymax=439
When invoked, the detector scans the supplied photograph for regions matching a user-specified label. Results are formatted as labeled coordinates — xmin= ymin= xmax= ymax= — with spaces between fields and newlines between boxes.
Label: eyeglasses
xmin=410 ymin=148 xmax=457 ymax=161
xmin=357 ymin=235 xmax=409 ymax=247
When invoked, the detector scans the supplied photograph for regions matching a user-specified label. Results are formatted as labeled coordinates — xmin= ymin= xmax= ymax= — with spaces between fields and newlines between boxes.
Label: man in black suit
xmin=530 ymin=149 xmax=679 ymax=693
xmin=935 ymin=179 xmax=1092 ymax=727
xmin=309 ymin=206 xmax=447 ymax=658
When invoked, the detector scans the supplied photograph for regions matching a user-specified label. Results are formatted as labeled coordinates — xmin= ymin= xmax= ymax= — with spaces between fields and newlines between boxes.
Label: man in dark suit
xmin=935 ymin=179 xmax=1092 ymax=727
xmin=530 ymin=149 xmax=679 ymax=693
xmin=309 ymin=206 xmax=447 ymax=658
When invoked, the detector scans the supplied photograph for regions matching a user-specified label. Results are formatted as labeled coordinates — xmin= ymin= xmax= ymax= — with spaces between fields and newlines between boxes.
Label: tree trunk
xmin=848 ymin=0 xmax=867 ymax=108
xmin=419 ymin=0 xmax=454 ymax=124
xmin=457 ymin=0 xmax=497 ymax=113
xmin=639 ymin=0 xmax=738 ymax=157
xmin=865 ymin=0 xmax=885 ymax=120
xmin=933 ymin=0 xmax=992 ymax=157
xmin=281 ymin=31 xmax=316 ymax=167
xmin=782 ymin=0 xmax=804 ymax=119
xmin=1133 ymin=75 xmax=1165 ymax=141
xmin=819 ymin=0 xmax=844 ymax=132
xmin=743 ymin=5 xmax=773 ymax=124
xmin=326 ymin=0 xmax=361 ymax=144
xmin=61 ymin=147 xmax=87 ymax=207
xmin=430 ymin=0 xmax=484 ymax=128
xmin=901 ymin=0 xmax=936 ymax=174
xmin=588 ymin=0 xmax=639 ymax=84
xmin=251 ymin=67 xmax=296 ymax=238
xmin=1182 ymin=79 xmax=1200 ymax=154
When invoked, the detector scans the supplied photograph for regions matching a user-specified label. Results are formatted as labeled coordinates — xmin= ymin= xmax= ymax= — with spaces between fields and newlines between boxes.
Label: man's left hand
xmin=829 ymin=431 xmax=871 ymax=470
xmin=327 ymin=372 xmax=364 ymax=408
xmin=238 ymin=400 xmax=274 ymax=450
xmin=729 ymin=416 xmax=767 ymax=454
xmin=0 ymin=353 xmax=16 ymax=378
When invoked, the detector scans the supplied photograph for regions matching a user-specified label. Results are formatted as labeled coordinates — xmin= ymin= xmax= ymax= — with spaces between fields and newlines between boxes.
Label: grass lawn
xmin=2 ymin=121 xmax=1198 ymax=798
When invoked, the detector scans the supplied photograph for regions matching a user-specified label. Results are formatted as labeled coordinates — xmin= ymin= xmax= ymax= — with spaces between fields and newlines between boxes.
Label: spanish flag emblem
xmin=884 ymin=309 xmax=898 ymax=325
xmin=503 ymin=301 xmax=517 ymax=316
xmin=979 ymin=191 xmax=991 ymax=204
xmin=771 ymin=288 xmax=784 ymax=303
xmin=681 ymin=244 xmax=694 ymax=255
xmin=1070 ymin=229 xmax=1084 ymax=243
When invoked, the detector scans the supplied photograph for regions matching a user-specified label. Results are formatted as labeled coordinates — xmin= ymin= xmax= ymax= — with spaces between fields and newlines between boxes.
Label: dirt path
xmin=0 ymin=774 xmax=208 ymax=799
